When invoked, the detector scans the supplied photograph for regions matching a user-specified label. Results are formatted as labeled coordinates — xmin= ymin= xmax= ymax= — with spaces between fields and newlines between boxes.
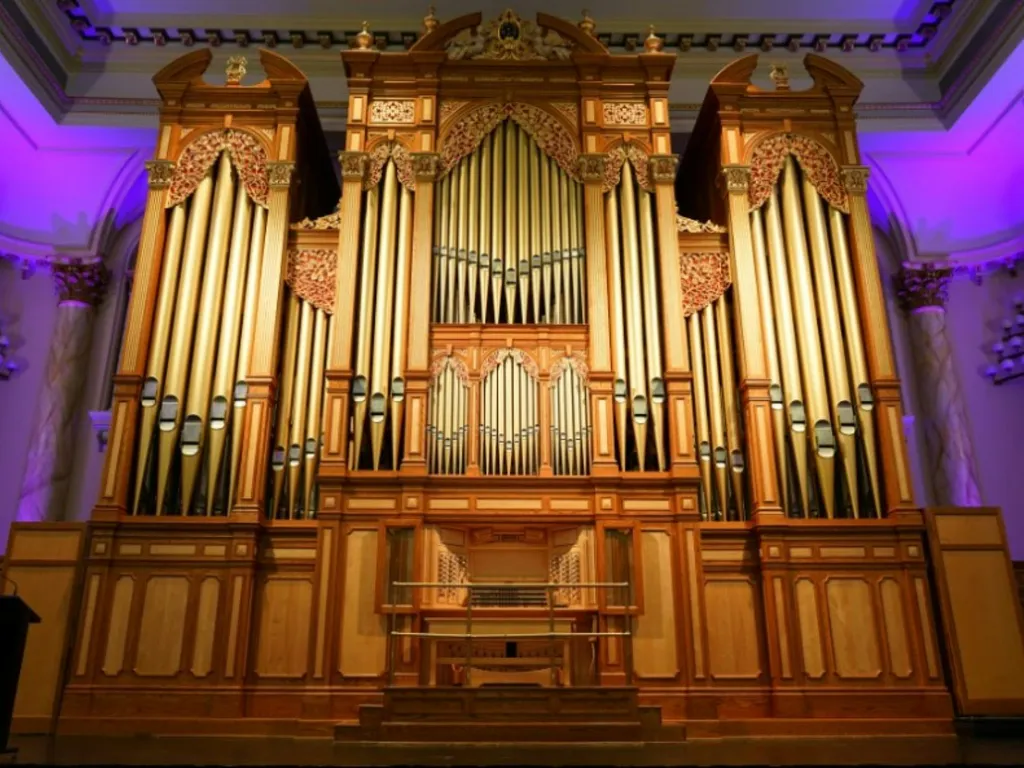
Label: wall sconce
xmin=0 ymin=326 xmax=17 ymax=380
xmin=986 ymin=296 xmax=1024 ymax=384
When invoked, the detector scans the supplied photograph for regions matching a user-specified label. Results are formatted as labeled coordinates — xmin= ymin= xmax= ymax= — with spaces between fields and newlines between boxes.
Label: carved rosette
xmin=339 ymin=151 xmax=370 ymax=182
xmin=167 ymin=128 xmax=270 ymax=208
xmin=747 ymin=133 xmax=849 ymax=213
xmin=679 ymin=252 xmax=732 ymax=317
xmin=369 ymin=99 xmax=416 ymax=124
xmin=649 ymin=154 xmax=679 ymax=185
xmin=895 ymin=263 xmax=953 ymax=313
xmin=267 ymin=161 xmax=296 ymax=188
xmin=286 ymin=249 xmax=337 ymax=313
xmin=602 ymin=102 xmax=648 ymax=127
xmin=841 ymin=166 xmax=870 ymax=195
xmin=412 ymin=152 xmax=442 ymax=182
xmin=52 ymin=261 xmax=110 ymax=307
xmin=146 ymin=160 xmax=176 ymax=189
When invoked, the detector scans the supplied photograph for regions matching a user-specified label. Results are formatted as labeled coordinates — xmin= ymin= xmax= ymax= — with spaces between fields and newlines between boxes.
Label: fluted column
xmin=895 ymin=263 xmax=982 ymax=507
xmin=17 ymin=261 xmax=109 ymax=522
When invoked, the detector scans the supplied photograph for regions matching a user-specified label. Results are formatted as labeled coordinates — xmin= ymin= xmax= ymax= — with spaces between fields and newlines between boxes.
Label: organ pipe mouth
xmin=632 ymin=395 xmax=648 ymax=425
xmin=181 ymin=415 xmax=202 ymax=456
xmin=352 ymin=375 xmax=368 ymax=402
xmin=699 ymin=441 xmax=712 ymax=462
xmin=789 ymin=401 xmax=806 ymax=432
xmin=714 ymin=447 xmax=727 ymax=468
xmin=271 ymin=447 xmax=285 ymax=472
xmin=142 ymin=377 xmax=159 ymax=407
xmin=769 ymin=384 xmax=784 ymax=410
xmin=650 ymin=378 xmax=666 ymax=405
xmin=209 ymin=396 xmax=228 ymax=430
xmin=370 ymin=393 xmax=386 ymax=423
xmin=159 ymin=397 xmax=179 ymax=431
xmin=857 ymin=383 xmax=874 ymax=410
xmin=837 ymin=401 xmax=857 ymax=436
xmin=391 ymin=377 xmax=405 ymax=402
xmin=731 ymin=451 xmax=745 ymax=474
xmin=288 ymin=444 xmax=301 ymax=467
xmin=814 ymin=420 xmax=836 ymax=459
xmin=614 ymin=379 xmax=627 ymax=403
xmin=233 ymin=381 xmax=247 ymax=407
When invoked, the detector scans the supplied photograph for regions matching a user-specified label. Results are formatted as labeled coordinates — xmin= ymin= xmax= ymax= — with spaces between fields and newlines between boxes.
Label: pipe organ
xmin=25 ymin=10 xmax=1021 ymax=755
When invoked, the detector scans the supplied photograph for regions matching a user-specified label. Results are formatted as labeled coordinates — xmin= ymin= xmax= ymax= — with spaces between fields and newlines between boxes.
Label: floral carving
xmin=295 ymin=202 xmax=341 ymax=230
xmin=747 ymin=133 xmax=848 ymax=213
xmin=649 ymin=155 xmax=678 ymax=184
xmin=412 ymin=152 xmax=442 ymax=181
xmin=369 ymin=99 xmax=416 ymax=124
xmin=440 ymin=102 xmax=581 ymax=182
xmin=286 ymin=249 xmax=337 ymax=314
xmin=364 ymin=141 xmax=416 ymax=192
xmin=439 ymin=100 xmax=469 ymax=127
xmin=52 ymin=261 xmax=109 ymax=307
xmin=430 ymin=353 xmax=470 ymax=384
xmin=551 ymin=102 xmax=579 ymax=127
xmin=603 ymin=144 xmax=653 ymax=193
xmin=577 ymin=154 xmax=605 ymax=183
xmin=602 ymin=102 xmax=647 ymax=126
xmin=894 ymin=262 xmax=953 ymax=312
xmin=842 ymin=166 xmax=870 ymax=195
xmin=146 ymin=160 xmax=175 ymax=189
xmin=549 ymin=352 xmax=589 ymax=385
xmin=445 ymin=9 xmax=573 ymax=61
xmin=676 ymin=205 xmax=727 ymax=234
xmin=267 ymin=161 xmax=295 ymax=188
xmin=679 ymin=252 xmax=732 ymax=317
xmin=480 ymin=347 xmax=540 ymax=381
xmin=167 ymin=128 xmax=270 ymax=208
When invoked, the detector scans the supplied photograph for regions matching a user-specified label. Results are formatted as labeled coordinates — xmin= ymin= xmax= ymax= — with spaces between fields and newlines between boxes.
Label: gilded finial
xmin=579 ymin=9 xmax=596 ymax=36
xmin=644 ymin=25 xmax=663 ymax=52
xmin=225 ymin=55 xmax=247 ymax=86
xmin=355 ymin=21 xmax=373 ymax=50
xmin=424 ymin=5 xmax=439 ymax=33
xmin=769 ymin=63 xmax=790 ymax=91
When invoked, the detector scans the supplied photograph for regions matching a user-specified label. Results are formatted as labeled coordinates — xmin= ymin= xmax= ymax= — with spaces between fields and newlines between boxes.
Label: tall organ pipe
xmin=491 ymin=132 xmax=505 ymax=324
xmin=802 ymin=179 xmax=859 ymax=516
xmin=455 ymin=161 xmax=468 ymax=325
xmin=287 ymin=301 xmax=314 ymax=518
xmin=702 ymin=304 xmax=730 ymax=516
xmin=780 ymin=156 xmax=836 ymax=518
xmin=302 ymin=308 xmax=328 ymax=517
xmin=688 ymin=314 xmax=715 ymax=517
xmin=551 ymin=156 xmax=564 ymax=324
xmin=750 ymin=207 xmax=791 ymax=515
xmin=559 ymin=172 xmax=572 ymax=325
xmin=829 ymin=207 xmax=880 ymax=516
xmin=479 ymin=136 xmax=493 ymax=323
xmin=715 ymin=298 xmax=746 ymax=517
xmin=271 ymin=294 xmax=300 ymax=515
xmin=229 ymin=205 xmax=267 ymax=506
xmin=468 ymin=148 xmax=480 ymax=323
xmin=503 ymin=122 xmax=516 ymax=322
xmin=638 ymin=188 xmax=666 ymax=471
xmin=205 ymin=181 xmax=253 ymax=513
xmin=390 ymin=185 xmax=414 ymax=470
xmin=154 ymin=167 xmax=215 ymax=515
xmin=529 ymin=142 xmax=542 ymax=324
xmin=540 ymin=156 xmax=553 ymax=323
xmin=134 ymin=202 xmax=186 ymax=513
xmin=369 ymin=161 xmax=399 ymax=470
xmin=516 ymin=128 xmax=530 ymax=323
xmin=350 ymin=186 xmax=380 ymax=468
xmin=605 ymin=187 xmax=629 ymax=468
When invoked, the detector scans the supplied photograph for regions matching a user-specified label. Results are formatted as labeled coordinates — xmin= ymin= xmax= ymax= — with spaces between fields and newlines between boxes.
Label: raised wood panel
xmin=339 ymin=528 xmax=387 ymax=678
xmin=794 ymin=578 xmax=825 ymax=680
xmin=134 ymin=576 xmax=190 ymax=677
xmin=191 ymin=577 xmax=221 ymax=678
xmin=825 ymin=578 xmax=882 ymax=680
xmin=102 ymin=575 xmax=135 ymax=676
xmin=254 ymin=577 xmax=313 ymax=678
xmin=634 ymin=530 xmax=679 ymax=679
xmin=704 ymin=579 xmax=763 ymax=680
xmin=879 ymin=578 xmax=912 ymax=679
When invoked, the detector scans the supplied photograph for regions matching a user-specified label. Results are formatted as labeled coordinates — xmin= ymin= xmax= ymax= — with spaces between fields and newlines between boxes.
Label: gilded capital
xmin=339 ymin=151 xmax=370 ymax=182
xmin=841 ymin=166 xmax=870 ymax=195
xmin=577 ymin=153 xmax=607 ymax=184
xmin=146 ymin=160 xmax=175 ymax=189
xmin=721 ymin=164 xmax=750 ymax=194
xmin=411 ymin=152 xmax=442 ymax=182
xmin=895 ymin=262 xmax=953 ymax=312
xmin=267 ymin=161 xmax=296 ymax=188
xmin=52 ymin=261 xmax=110 ymax=307
xmin=649 ymin=154 xmax=679 ymax=184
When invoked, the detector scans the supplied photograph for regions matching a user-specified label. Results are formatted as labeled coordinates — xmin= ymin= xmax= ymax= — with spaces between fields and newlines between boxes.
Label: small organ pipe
xmin=516 ymin=127 xmax=530 ymax=323
xmin=272 ymin=294 xmax=300 ymax=516
xmin=446 ymin=167 xmax=458 ymax=323
xmin=491 ymin=132 xmax=505 ymax=324
xmin=468 ymin=149 xmax=480 ymax=324
xmin=503 ymin=122 xmax=516 ymax=323
xmin=541 ymin=156 xmax=553 ymax=323
xmin=619 ymin=165 xmax=650 ymax=469
xmin=287 ymin=301 xmax=314 ymax=518
xmin=303 ymin=308 xmax=328 ymax=517
xmin=702 ymin=304 xmax=730 ymax=518
xmin=716 ymin=298 xmax=746 ymax=519
xmin=559 ymin=172 xmax=572 ymax=325
xmin=455 ymin=160 xmax=468 ymax=325
xmin=529 ymin=143 xmax=542 ymax=324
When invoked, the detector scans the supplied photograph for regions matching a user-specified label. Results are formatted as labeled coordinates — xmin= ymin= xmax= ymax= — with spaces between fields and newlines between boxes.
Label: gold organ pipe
xmin=180 ymin=154 xmax=236 ymax=513
xmin=577 ymin=183 xmax=587 ymax=321
xmin=559 ymin=172 xmax=572 ymax=325
xmin=390 ymin=185 xmax=414 ymax=470
xmin=540 ymin=157 xmax=553 ymax=323
xmin=549 ymin=376 xmax=559 ymax=474
xmin=134 ymin=202 xmax=186 ymax=513
xmin=446 ymin=164 xmax=459 ymax=324
xmin=455 ymin=159 xmax=468 ymax=324
xmin=529 ymin=143 xmax=542 ymax=324
xmin=229 ymin=204 xmax=266 ymax=507
xmin=426 ymin=370 xmax=436 ymax=471
xmin=605 ymin=188 xmax=629 ymax=469
xmin=480 ymin=136 xmax=493 ymax=323
xmin=516 ymin=127 xmax=530 ymax=323
xmin=468 ymin=148 xmax=480 ymax=324
xmin=271 ymin=294 xmax=300 ymax=516
xmin=444 ymin=365 xmax=455 ymax=474
xmin=750 ymin=207 xmax=790 ymax=515
xmin=829 ymin=207 xmax=880 ymax=516
xmin=205 ymin=181 xmax=253 ymax=513
xmin=433 ymin=176 xmax=443 ymax=323
xmin=572 ymin=368 xmax=583 ymax=474
xmin=689 ymin=314 xmax=715 ymax=518
xmin=551 ymin=158 xmax=564 ymax=324
xmin=461 ymin=373 xmax=468 ymax=472
xmin=764 ymin=191 xmax=809 ymax=516
xmin=619 ymin=166 xmax=650 ymax=469
xmin=154 ymin=170 xmax=214 ymax=515
xmin=780 ymin=157 xmax=835 ymax=518
xmin=287 ymin=301 xmax=314 ymax=518
xmin=638 ymin=188 xmax=667 ymax=471
xmin=350 ymin=185 xmax=380 ymax=469
xmin=370 ymin=161 xmax=400 ymax=470
xmin=513 ymin=359 xmax=521 ymax=473
xmin=504 ymin=357 xmax=513 ymax=472
xmin=303 ymin=308 xmax=328 ymax=517
xmin=802 ymin=179 xmax=858 ymax=516
xmin=715 ymin=298 xmax=746 ymax=519
xmin=702 ymin=305 xmax=730 ymax=517
xmin=569 ymin=180 xmax=582 ymax=324
xmin=492 ymin=132 xmax=505 ymax=323
xmin=559 ymin=366 xmax=570 ymax=473
xmin=504 ymin=122 xmax=516 ymax=323
xmin=435 ymin=174 xmax=448 ymax=322
xmin=481 ymin=373 xmax=490 ymax=473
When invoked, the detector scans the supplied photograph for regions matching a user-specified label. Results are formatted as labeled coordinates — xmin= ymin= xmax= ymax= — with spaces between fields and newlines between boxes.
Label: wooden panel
xmin=927 ymin=507 xmax=1024 ymax=715
xmin=634 ymin=530 xmax=678 ymax=679
xmin=879 ymin=578 xmax=912 ymax=678
xmin=8 ymin=529 xmax=82 ymax=561
xmin=705 ymin=579 xmax=762 ymax=680
xmin=795 ymin=578 xmax=825 ymax=679
xmin=191 ymin=577 xmax=220 ymax=677
xmin=254 ymin=577 xmax=313 ymax=678
xmin=825 ymin=578 xmax=882 ymax=679
xmin=102 ymin=575 xmax=135 ymax=676
xmin=339 ymin=529 xmax=387 ymax=677
xmin=134 ymin=576 xmax=190 ymax=676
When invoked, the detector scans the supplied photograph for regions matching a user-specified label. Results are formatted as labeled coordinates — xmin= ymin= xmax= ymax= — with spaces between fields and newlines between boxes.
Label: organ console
xmin=5 ymin=8 xmax=1024 ymax=760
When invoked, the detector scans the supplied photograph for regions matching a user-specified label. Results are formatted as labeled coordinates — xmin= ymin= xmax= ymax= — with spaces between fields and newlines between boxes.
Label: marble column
xmin=16 ymin=261 xmax=109 ymax=522
xmin=895 ymin=262 xmax=982 ymax=507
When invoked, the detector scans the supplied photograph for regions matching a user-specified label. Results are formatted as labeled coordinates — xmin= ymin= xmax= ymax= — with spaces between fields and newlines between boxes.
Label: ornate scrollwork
xmin=338 ymin=151 xmax=369 ymax=181
xmin=369 ymin=99 xmax=416 ymax=124
xmin=167 ymin=128 xmax=270 ymax=208
xmin=445 ymin=9 xmax=573 ymax=61
xmin=747 ymin=133 xmax=848 ymax=212
xmin=602 ymin=102 xmax=647 ymax=126
xmin=364 ymin=140 xmax=416 ymax=191
xmin=146 ymin=160 xmax=176 ymax=189
xmin=286 ymin=249 xmax=337 ymax=313
xmin=603 ymin=143 xmax=653 ymax=192
xmin=267 ymin=161 xmax=295 ymax=188
xmin=679 ymin=252 xmax=732 ymax=317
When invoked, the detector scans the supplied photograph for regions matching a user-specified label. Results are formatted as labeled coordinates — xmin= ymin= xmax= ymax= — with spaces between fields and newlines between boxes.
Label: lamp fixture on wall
xmin=985 ymin=296 xmax=1024 ymax=385
xmin=0 ymin=326 xmax=17 ymax=380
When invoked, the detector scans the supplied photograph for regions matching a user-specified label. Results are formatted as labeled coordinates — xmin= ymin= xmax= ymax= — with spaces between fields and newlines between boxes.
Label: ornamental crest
xmin=446 ymin=9 xmax=573 ymax=61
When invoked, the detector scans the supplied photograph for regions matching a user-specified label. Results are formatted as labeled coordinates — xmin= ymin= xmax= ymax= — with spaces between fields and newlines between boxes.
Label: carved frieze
xmin=602 ymin=102 xmax=648 ymax=126
xmin=369 ymin=99 xmax=416 ymax=124
xmin=445 ymin=9 xmax=573 ymax=61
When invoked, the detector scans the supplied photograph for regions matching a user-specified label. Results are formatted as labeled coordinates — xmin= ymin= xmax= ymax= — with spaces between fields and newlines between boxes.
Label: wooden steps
xmin=334 ymin=686 xmax=686 ymax=744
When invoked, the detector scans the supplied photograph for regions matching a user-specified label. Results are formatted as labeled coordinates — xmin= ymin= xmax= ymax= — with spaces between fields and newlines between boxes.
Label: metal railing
xmin=385 ymin=580 xmax=635 ymax=687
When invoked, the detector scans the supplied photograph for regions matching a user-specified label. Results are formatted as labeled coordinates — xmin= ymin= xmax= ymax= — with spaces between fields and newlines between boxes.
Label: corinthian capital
xmin=720 ymin=164 xmax=750 ymax=194
xmin=895 ymin=262 xmax=953 ymax=313
xmin=338 ymin=151 xmax=370 ymax=181
xmin=267 ymin=161 xmax=296 ymax=188
xmin=52 ymin=261 xmax=110 ymax=307
xmin=577 ymin=153 xmax=607 ymax=184
xmin=411 ymin=152 xmax=441 ymax=182
xmin=146 ymin=160 xmax=176 ymax=189
xmin=649 ymin=154 xmax=680 ymax=184
xmin=841 ymin=166 xmax=870 ymax=195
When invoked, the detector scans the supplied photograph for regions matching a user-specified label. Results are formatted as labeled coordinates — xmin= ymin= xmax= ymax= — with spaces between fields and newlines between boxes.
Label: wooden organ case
xmin=8 ymin=7 xmax=1024 ymax=756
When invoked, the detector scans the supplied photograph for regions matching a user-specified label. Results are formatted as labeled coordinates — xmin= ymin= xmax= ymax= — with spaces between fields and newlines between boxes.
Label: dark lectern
xmin=0 ymin=595 xmax=40 ymax=754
